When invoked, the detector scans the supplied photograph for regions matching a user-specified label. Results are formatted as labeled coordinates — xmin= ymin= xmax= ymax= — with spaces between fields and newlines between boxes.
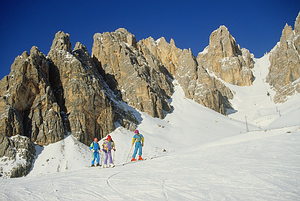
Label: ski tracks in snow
xmin=105 ymin=171 xmax=133 ymax=200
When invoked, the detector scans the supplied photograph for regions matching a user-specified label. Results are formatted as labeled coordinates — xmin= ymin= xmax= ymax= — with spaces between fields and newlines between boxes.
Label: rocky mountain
xmin=138 ymin=35 xmax=233 ymax=114
xmin=0 ymin=31 xmax=137 ymax=177
xmin=267 ymin=12 xmax=300 ymax=103
xmin=0 ymin=46 xmax=63 ymax=177
xmin=1 ymin=12 xmax=299 ymax=177
xmin=47 ymin=31 xmax=116 ymax=146
xmin=92 ymin=28 xmax=173 ymax=119
xmin=197 ymin=25 xmax=254 ymax=86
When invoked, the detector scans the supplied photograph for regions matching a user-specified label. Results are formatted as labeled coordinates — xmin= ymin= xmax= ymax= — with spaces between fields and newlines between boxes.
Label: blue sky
xmin=0 ymin=0 xmax=299 ymax=80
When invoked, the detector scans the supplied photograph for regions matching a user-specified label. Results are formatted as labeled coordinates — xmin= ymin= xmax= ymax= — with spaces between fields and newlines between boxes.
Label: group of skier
xmin=90 ymin=130 xmax=144 ymax=167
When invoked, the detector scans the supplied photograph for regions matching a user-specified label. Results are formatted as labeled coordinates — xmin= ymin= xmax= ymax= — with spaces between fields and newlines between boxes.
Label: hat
xmin=107 ymin=135 xmax=112 ymax=141
xmin=134 ymin=130 xmax=139 ymax=134
xmin=94 ymin=138 xmax=98 ymax=142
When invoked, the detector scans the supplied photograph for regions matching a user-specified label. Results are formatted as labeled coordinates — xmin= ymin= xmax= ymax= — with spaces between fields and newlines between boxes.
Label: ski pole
xmin=124 ymin=144 xmax=134 ymax=164
xmin=100 ymin=150 xmax=104 ymax=166
xmin=113 ymin=149 xmax=115 ymax=164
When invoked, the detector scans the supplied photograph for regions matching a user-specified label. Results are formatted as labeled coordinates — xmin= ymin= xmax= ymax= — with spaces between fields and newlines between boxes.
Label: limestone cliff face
xmin=0 ymin=46 xmax=62 ymax=177
xmin=175 ymin=48 xmax=233 ymax=114
xmin=139 ymin=37 xmax=179 ymax=76
xmin=92 ymin=28 xmax=173 ymax=119
xmin=267 ymin=12 xmax=300 ymax=103
xmin=0 ymin=46 xmax=64 ymax=145
xmin=140 ymin=36 xmax=233 ymax=114
xmin=0 ymin=31 xmax=137 ymax=177
xmin=0 ymin=135 xmax=36 ymax=178
xmin=197 ymin=26 xmax=254 ymax=86
xmin=47 ymin=31 xmax=116 ymax=145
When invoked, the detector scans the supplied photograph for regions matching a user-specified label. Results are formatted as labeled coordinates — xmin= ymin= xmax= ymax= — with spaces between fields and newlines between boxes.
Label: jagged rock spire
xmin=267 ymin=12 xmax=300 ymax=103
xmin=294 ymin=11 xmax=300 ymax=35
xmin=197 ymin=25 xmax=254 ymax=86
xmin=50 ymin=31 xmax=72 ymax=52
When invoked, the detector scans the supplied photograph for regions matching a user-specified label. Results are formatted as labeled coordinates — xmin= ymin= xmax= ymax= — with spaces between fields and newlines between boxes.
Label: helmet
xmin=134 ymin=130 xmax=139 ymax=134
xmin=94 ymin=138 xmax=98 ymax=142
xmin=107 ymin=135 xmax=112 ymax=141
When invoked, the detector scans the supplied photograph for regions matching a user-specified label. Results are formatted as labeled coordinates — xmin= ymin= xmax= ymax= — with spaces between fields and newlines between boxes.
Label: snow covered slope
xmin=0 ymin=54 xmax=300 ymax=200
xmin=227 ymin=55 xmax=300 ymax=129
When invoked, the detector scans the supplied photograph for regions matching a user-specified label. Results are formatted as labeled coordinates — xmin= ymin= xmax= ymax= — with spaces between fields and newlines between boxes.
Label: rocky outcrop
xmin=0 ymin=31 xmax=138 ymax=177
xmin=0 ymin=45 xmax=64 ymax=177
xmin=47 ymin=31 xmax=138 ymax=145
xmin=91 ymin=28 xmax=234 ymax=116
xmin=273 ymin=78 xmax=300 ymax=103
xmin=92 ymin=28 xmax=173 ymax=119
xmin=197 ymin=25 xmax=254 ymax=86
xmin=139 ymin=37 xmax=179 ymax=76
xmin=267 ymin=12 xmax=300 ymax=102
xmin=0 ymin=46 xmax=64 ymax=146
xmin=140 ymin=36 xmax=233 ymax=114
xmin=47 ymin=31 xmax=114 ymax=145
xmin=175 ymin=48 xmax=233 ymax=114
xmin=0 ymin=135 xmax=35 ymax=178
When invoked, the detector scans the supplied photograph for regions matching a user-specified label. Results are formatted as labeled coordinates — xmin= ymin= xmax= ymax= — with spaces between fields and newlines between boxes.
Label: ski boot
xmin=131 ymin=157 xmax=136 ymax=162
xmin=110 ymin=164 xmax=115 ymax=168
xmin=139 ymin=156 xmax=143 ymax=161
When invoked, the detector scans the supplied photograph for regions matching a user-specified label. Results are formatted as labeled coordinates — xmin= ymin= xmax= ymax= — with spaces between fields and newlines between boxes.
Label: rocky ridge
xmin=139 ymin=36 xmax=234 ymax=114
xmin=0 ymin=28 xmax=236 ymax=177
xmin=267 ymin=12 xmax=300 ymax=103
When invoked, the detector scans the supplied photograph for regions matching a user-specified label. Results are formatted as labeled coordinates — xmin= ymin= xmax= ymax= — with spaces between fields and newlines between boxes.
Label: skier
xmin=131 ymin=130 xmax=144 ymax=161
xmin=102 ymin=135 xmax=116 ymax=168
xmin=90 ymin=138 xmax=101 ymax=167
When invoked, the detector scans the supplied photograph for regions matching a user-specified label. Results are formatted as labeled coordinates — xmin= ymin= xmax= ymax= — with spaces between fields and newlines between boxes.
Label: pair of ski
xmin=122 ymin=158 xmax=148 ymax=166
xmin=89 ymin=148 xmax=116 ymax=168
xmin=122 ymin=144 xmax=147 ymax=166
xmin=88 ymin=164 xmax=115 ymax=168
xmin=88 ymin=156 xmax=151 ymax=168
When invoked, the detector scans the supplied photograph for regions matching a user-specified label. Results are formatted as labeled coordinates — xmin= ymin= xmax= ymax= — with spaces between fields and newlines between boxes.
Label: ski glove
xmin=91 ymin=149 xmax=94 ymax=152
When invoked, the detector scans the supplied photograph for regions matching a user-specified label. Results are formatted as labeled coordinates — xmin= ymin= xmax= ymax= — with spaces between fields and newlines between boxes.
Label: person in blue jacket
xmin=90 ymin=138 xmax=101 ymax=167
xmin=131 ymin=130 xmax=144 ymax=161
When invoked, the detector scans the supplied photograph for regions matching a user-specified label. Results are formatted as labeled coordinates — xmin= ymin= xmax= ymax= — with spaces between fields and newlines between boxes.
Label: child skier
xmin=131 ymin=130 xmax=144 ymax=161
xmin=90 ymin=138 xmax=101 ymax=167
xmin=102 ymin=135 xmax=116 ymax=168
